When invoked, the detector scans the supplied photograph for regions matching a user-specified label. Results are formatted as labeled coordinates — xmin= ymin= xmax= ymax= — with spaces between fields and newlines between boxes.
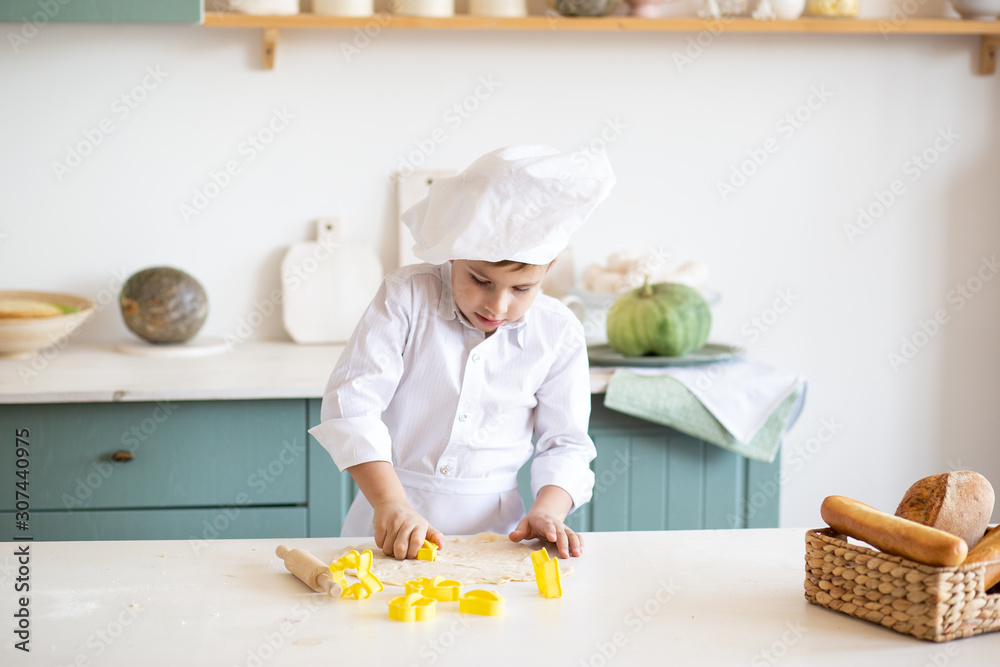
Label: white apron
xmin=340 ymin=468 xmax=525 ymax=537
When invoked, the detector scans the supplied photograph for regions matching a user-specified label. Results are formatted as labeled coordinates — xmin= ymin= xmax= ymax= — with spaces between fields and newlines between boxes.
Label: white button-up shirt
xmin=308 ymin=262 xmax=597 ymax=519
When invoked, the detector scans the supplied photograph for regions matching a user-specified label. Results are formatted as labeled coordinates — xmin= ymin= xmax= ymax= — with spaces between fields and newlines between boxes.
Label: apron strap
xmin=394 ymin=467 xmax=519 ymax=495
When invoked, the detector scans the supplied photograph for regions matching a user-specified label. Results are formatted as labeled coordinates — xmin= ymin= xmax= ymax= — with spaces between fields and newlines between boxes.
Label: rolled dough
xmin=334 ymin=532 xmax=573 ymax=587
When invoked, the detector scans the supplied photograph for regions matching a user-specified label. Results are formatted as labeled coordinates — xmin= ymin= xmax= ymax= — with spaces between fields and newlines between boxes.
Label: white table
xmin=3 ymin=529 xmax=997 ymax=665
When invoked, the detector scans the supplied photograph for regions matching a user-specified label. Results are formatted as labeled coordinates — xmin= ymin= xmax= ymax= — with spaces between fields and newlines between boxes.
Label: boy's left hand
xmin=509 ymin=511 xmax=583 ymax=559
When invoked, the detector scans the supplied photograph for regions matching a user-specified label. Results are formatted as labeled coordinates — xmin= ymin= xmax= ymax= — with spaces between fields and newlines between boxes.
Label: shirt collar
xmin=436 ymin=261 xmax=529 ymax=349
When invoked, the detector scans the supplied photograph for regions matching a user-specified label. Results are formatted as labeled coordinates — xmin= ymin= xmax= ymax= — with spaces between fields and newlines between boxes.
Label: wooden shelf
xmin=203 ymin=11 xmax=1000 ymax=72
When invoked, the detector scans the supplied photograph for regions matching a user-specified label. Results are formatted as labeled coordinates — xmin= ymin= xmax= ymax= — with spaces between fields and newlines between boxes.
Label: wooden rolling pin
xmin=275 ymin=545 xmax=342 ymax=598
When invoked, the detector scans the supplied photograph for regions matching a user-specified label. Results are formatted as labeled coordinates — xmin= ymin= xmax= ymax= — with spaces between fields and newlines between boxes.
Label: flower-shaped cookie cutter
xmin=328 ymin=549 xmax=384 ymax=600
xmin=405 ymin=576 xmax=463 ymax=602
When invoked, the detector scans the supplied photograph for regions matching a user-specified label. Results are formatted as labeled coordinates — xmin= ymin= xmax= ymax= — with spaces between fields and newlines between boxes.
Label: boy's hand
xmin=372 ymin=500 xmax=444 ymax=560
xmin=509 ymin=511 xmax=583 ymax=559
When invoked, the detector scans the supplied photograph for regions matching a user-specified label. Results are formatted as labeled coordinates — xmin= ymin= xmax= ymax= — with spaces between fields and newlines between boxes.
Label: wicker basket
xmin=804 ymin=528 xmax=1000 ymax=642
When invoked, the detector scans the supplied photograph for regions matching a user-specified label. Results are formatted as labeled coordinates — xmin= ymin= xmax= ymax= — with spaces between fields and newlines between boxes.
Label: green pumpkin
xmin=606 ymin=279 xmax=711 ymax=357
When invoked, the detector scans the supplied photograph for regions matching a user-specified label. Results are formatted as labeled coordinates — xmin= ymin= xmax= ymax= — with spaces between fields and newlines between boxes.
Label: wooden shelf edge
xmin=203 ymin=11 xmax=1000 ymax=35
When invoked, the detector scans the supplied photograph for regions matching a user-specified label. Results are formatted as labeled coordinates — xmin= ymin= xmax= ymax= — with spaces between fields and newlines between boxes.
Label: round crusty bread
xmin=895 ymin=471 xmax=995 ymax=549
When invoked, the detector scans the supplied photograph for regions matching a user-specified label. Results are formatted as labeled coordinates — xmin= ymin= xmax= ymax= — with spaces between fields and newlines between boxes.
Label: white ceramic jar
xmin=468 ymin=0 xmax=528 ymax=16
xmin=770 ymin=0 xmax=806 ymax=17
xmin=314 ymin=0 xmax=375 ymax=15
xmin=391 ymin=0 xmax=455 ymax=16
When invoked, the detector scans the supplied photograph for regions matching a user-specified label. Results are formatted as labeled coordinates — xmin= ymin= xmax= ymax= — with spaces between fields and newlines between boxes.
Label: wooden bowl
xmin=0 ymin=291 xmax=95 ymax=359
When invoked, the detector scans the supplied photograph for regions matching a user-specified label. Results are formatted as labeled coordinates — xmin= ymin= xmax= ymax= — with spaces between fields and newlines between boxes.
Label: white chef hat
xmin=401 ymin=145 xmax=616 ymax=265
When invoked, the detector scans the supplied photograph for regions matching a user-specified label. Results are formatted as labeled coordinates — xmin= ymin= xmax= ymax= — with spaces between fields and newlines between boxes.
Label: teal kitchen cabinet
xmin=514 ymin=399 xmax=779 ymax=533
xmin=0 ymin=1 xmax=201 ymax=23
xmin=305 ymin=397 xmax=779 ymax=537
xmin=1 ymin=400 xmax=307 ymax=541
xmin=2 ymin=396 xmax=777 ymax=542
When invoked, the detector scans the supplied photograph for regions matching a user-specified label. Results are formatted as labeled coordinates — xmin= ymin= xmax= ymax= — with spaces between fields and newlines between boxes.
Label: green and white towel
xmin=603 ymin=358 xmax=806 ymax=463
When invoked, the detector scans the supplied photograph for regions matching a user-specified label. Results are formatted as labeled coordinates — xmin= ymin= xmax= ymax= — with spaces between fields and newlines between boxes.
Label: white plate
xmin=587 ymin=342 xmax=743 ymax=367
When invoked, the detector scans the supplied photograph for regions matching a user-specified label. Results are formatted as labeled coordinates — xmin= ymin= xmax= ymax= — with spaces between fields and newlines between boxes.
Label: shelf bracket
xmin=263 ymin=27 xmax=278 ymax=70
xmin=981 ymin=35 xmax=1000 ymax=76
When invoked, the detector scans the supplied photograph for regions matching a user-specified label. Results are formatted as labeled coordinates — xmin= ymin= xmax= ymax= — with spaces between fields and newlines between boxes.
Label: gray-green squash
xmin=120 ymin=267 xmax=208 ymax=343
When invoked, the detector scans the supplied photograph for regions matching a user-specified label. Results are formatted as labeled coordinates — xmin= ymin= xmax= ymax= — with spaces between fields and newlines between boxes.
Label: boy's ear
xmin=545 ymin=258 xmax=557 ymax=274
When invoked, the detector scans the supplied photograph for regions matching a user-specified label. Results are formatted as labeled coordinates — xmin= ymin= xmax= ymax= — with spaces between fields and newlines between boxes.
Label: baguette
xmin=964 ymin=524 xmax=1000 ymax=591
xmin=821 ymin=495 xmax=968 ymax=567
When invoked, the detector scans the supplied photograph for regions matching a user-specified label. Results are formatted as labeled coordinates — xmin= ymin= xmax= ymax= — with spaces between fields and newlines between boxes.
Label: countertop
xmin=0 ymin=340 xmax=619 ymax=404
xmin=3 ymin=529 xmax=996 ymax=665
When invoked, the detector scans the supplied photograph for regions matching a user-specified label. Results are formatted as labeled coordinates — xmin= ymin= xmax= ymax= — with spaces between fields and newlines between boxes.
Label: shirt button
xmin=472 ymin=353 xmax=481 ymax=362
xmin=440 ymin=466 xmax=450 ymax=475
xmin=458 ymin=413 xmax=469 ymax=422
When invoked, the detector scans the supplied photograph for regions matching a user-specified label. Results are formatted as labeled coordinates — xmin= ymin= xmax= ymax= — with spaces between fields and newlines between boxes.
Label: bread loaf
xmin=821 ymin=495 xmax=968 ymax=567
xmin=894 ymin=471 xmax=995 ymax=549
xmin=964 ymin=524 xmax=1000 ymax=591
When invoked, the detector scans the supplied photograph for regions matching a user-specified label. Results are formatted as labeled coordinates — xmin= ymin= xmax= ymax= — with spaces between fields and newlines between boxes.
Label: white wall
xmin=2 ymin=6 xmax=999 ymax=528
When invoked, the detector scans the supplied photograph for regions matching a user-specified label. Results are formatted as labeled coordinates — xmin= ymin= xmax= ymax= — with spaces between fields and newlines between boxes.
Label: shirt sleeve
xmin=307 ymin=276 xmax=410 ymax=472
xmin=530 ymin=318 xmax=597 ymax=510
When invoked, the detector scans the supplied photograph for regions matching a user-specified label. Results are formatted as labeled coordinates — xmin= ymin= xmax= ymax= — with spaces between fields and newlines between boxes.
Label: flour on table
xmin=334 ymin=532 xmax=573 ymax=587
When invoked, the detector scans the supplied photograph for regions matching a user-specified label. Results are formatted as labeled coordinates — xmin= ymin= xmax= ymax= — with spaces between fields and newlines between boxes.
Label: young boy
xmin=308 ymin=145 xmax=615 ymax=560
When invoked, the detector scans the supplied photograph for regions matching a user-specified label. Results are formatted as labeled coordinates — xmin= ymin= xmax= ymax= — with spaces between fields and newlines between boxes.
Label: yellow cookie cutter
xmin=459 ymin=590 xmax=505 ymax=616
xmin=388 ymin=592 xmax=437 ymax=622
xmin=328 ymin=549 xmax=383 ymax=600
xmin=405 ymin=576 xmax=462 ymax=602
xmin=416 ymin=540 xmax=438 ymax=561
xmin=531 ymin=548 xmax=562 ymax=599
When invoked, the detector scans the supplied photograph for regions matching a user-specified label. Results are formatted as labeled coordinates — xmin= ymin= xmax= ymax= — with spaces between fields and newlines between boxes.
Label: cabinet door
xmin=518 ymin=397 xmax=780 ymax=532
xmin=0 ymin=400 xmax=307 ymax=512
xmin=0 ymin=507 xmax=306 ymax=542
xmin=0 ymin=1 xmax=202 ymax=23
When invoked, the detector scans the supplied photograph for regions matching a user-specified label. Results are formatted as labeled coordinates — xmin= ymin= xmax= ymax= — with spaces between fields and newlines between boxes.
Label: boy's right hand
xmin=372 ymin=500 xmax=444 ymax=560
